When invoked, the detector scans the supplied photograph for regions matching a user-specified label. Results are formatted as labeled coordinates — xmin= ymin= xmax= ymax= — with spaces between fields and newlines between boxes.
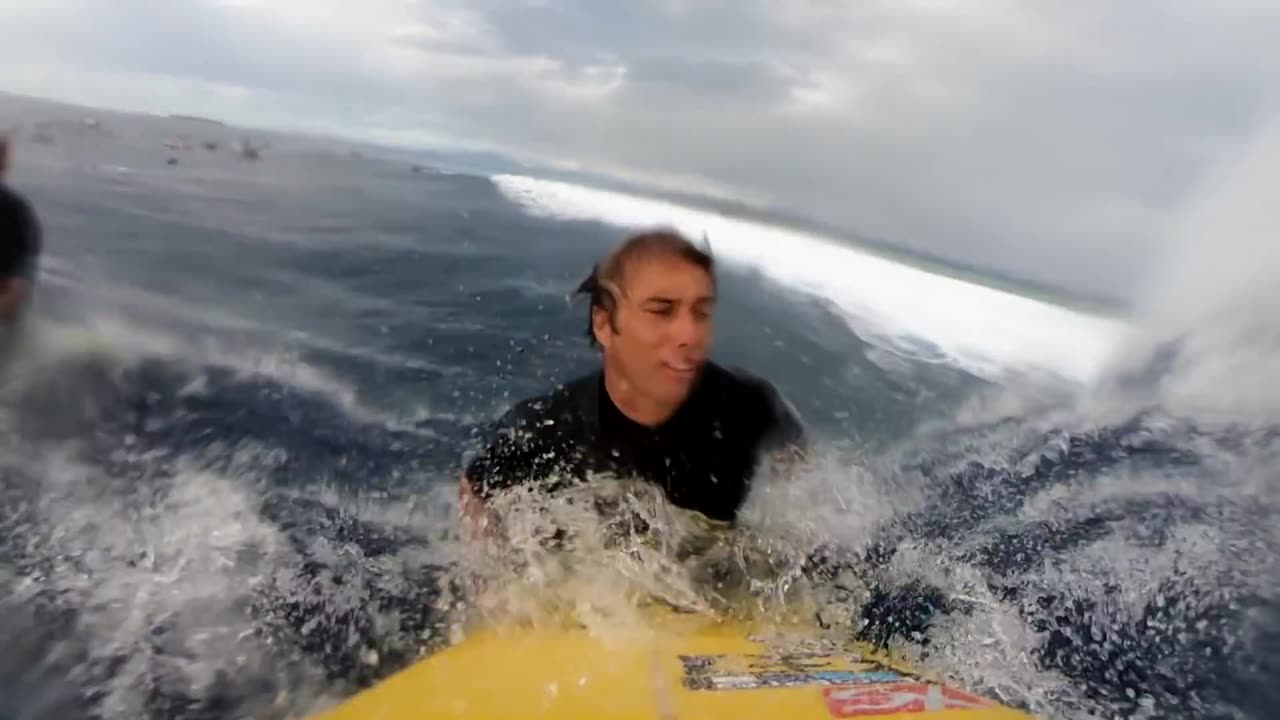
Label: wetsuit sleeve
xmin=721 ymin=364 xmax=808 ymax=459
xmin=759 ymin=380 xmax=808 ymax=456
xmin=463 ymin=403 xmax=546 ymax=500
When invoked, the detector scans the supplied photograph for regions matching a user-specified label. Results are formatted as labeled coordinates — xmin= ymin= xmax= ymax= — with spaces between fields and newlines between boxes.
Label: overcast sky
xmin=1 ymin=0 xmax=1278 ymax=302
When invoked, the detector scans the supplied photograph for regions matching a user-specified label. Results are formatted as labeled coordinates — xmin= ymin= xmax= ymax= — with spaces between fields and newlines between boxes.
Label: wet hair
xmin=575 ymin=229 xmax=715 ymax=346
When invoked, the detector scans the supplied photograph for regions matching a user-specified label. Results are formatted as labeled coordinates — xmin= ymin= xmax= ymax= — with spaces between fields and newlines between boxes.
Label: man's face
xmin=595 ymin=252 xmax=715 ymax=408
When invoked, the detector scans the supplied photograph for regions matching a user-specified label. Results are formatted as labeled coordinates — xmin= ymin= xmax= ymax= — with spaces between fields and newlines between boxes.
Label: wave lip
xmin=493 ymin=174 xmax=1126 ymax=384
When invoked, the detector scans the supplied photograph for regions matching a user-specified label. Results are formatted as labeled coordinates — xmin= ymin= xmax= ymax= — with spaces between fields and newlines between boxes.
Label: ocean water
xmin=0 ymin=95 xmax=1276 ymax=720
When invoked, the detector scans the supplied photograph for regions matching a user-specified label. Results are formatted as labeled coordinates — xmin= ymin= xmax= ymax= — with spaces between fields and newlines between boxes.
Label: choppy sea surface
xmin=1 ymin=94 xmax=1276 ymax=720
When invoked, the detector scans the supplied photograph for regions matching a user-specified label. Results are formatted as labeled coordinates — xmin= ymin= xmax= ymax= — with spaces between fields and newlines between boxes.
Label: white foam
xmin=493 ymin=174 xmax=1128 ymax=384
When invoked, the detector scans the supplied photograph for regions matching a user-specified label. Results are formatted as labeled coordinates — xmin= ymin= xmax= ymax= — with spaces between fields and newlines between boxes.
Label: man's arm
xmin=460 ymin=471 xmax=499 ymax=538
xmin=761 ymin=379 xmax=810 ymax=473
xmin=457 ymin=402 xmax=542 ymax=540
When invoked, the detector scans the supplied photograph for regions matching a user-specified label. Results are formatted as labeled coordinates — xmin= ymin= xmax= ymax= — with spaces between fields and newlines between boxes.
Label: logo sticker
xmin=680 ymin=653 xmax=907 ymax=691
xmin=822 ymin=683 xmax=992 ymax=717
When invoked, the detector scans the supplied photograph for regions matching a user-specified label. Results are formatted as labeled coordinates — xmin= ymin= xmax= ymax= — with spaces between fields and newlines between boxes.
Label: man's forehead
xmin=619 ymin=252 xmax=714 ymax=294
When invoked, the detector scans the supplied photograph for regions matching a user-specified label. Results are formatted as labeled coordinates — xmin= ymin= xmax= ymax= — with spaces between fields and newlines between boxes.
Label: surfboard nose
xmin=308 ymin=608 xmax=1031 ymax=720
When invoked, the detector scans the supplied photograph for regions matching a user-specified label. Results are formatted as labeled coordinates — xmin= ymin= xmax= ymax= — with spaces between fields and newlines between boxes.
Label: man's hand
xmin=458 ymin=474 xmax=501 ymax=541
xmin=768 ymin=442 xmax=808 ymax=480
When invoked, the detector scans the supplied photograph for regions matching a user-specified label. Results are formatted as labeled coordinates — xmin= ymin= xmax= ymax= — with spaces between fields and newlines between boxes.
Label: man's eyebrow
xmin=639 ymin=295 xmax=716 ymax=306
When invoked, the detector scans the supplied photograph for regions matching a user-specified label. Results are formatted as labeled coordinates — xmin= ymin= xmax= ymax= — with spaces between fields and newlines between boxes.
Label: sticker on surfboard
xmin=680 ymin=652 xmax=908 ymax=691
xmin=822 ymin=683 xmax=992 ymax=716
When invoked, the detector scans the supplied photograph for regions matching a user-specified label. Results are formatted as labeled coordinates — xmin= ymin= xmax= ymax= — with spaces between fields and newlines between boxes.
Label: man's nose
xmin=671 ymin=309 xmax=703 ymax=347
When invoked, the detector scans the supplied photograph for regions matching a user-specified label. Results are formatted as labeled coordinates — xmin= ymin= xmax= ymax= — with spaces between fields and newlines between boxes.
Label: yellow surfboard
xmin=311 ymin=605 xmax=1033 ymax=719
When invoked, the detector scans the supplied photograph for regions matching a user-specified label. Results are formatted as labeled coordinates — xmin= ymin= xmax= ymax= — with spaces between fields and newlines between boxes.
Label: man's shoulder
xmin=0 ymin=183 xmax=40 ymax=242
xmin=465 ymin=372 xmax=597 ymax=483
xmin=497 ymin=371 xmax=598 ymax=429
xmin=702 ymin=361 xmax=783 ymax=404
xmin=702 ymin=361 xmax=807 ymax=448
xmin=0 ymin=183 xmax=32 ymax=216
xmin=0 ymin=182 xmax=40 ymax=282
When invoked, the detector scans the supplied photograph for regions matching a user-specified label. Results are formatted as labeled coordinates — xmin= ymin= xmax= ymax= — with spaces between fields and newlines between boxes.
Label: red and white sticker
xmin=822 ymin=682 xmax=991 ymax=717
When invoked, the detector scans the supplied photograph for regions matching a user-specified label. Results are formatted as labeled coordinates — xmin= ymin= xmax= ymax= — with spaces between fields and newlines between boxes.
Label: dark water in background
xmin=0 ymin=95 xmax=1275 ymax=720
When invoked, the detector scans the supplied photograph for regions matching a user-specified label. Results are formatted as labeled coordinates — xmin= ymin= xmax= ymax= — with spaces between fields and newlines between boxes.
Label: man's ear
xmin=591 ymin=305 xmax=614 ymax=349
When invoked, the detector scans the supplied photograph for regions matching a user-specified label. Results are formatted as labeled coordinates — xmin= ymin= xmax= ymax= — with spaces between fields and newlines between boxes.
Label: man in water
xmin=460 ymin=230 xmax=806 ymax=537
xmin=0 ymin=135 xmax=41 ymax=358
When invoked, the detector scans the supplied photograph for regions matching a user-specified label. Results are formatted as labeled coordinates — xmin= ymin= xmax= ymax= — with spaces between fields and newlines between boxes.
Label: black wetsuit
xmin=0 ymin=183 xmax=40 ymax=288
xmin=465 ymin=362 xmax=806 ymax=523
xmin=0 ymin=183 xmax=39 ymax=364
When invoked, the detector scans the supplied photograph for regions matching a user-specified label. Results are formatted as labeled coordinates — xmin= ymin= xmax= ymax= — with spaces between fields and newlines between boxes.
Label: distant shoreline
xmin=169 ymin=114 xmax=227 ymax=127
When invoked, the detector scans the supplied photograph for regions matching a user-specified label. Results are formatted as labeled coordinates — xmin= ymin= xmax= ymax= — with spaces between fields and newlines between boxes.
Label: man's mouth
xmin=662 ymin=360 xmax=698 ymax=377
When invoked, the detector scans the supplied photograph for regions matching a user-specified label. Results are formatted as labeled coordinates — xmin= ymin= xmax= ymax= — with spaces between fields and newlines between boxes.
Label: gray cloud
xmin=1 ymin=0 xmax=1278 ymax=302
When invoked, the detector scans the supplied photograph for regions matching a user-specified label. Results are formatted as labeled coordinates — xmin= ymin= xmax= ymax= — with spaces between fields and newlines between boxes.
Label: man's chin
xmin=660 ymin=371 xmax=702 ymax=404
